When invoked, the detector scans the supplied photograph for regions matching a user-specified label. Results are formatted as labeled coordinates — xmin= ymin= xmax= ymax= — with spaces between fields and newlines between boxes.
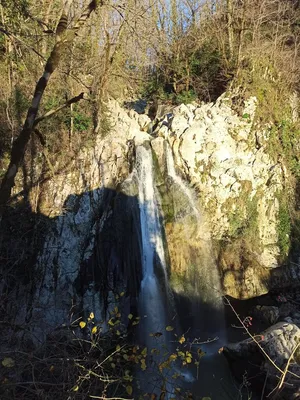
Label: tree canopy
xmin=0 ymin=0 xmax=300 ymax=206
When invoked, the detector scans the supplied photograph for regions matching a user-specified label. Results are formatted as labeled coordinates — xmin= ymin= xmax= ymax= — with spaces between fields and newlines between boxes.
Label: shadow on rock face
xmin=0 ymin=186 xmax=144 ymax=342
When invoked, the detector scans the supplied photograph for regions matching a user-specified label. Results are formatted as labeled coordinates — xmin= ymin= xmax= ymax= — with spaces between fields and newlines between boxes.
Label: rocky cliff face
xmin=6 ymin=93 xmax=300 ymax=343
xmin=150 ymin=95 xmax=285 ymax=299
xmin=145 ymin=94 xmax=299 ymax=299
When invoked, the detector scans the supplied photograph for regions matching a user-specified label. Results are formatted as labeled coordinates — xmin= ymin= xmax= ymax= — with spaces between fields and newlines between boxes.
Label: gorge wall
xmin=4 ymin=94 xmax=300 ymax=342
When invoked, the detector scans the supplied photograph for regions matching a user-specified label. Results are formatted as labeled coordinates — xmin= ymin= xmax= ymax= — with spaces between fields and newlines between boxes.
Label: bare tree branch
xmin=0 ymin=27 xmax=46 ymax=60
xmin=0 ymin=0 xmax=103 ymax=209
xmin=34 ymin=92 xmax=86 ymax=126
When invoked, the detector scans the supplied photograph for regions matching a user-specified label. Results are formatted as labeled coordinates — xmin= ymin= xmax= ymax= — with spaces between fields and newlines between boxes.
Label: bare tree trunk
xmin=0 ymin=0 xmax=102 ymax=208
xmin=41 ymin=0 xmax=55 ymax=56
xmin=227 ymin=0 xmax=235 ymax=61
xmin=236 ymin=0 xmax=247 ymax=75
xmin=0 ymin=4 xmax=16 ymax=145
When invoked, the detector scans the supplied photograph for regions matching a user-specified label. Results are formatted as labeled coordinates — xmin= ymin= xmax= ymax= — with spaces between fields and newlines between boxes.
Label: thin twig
xmin=74 ymin=363 xmax=119 ymax=383
xmin=261 ymin=371 xmax=269 ymax=400
xmin=278 ymin=342 xmax=300 ymax=389
xmin=90 ymin=397 xmax=133 ymax=400
xmin=0 ymin=27 xmax=46 ymax=60
xmin=96 ymin=344 xmax=127 ymax=368
xmin=224 ymin=297 xmax=300 ymax=380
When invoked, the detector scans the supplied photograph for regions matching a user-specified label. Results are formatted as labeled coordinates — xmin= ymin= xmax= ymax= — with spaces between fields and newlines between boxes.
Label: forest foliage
xmin=3 ymin=0 xmax=299 ymax=259
xmin=0 ymin=0 xmax=300 ymax=203
xmin=1 ymin=1 xmax=300 ymax=398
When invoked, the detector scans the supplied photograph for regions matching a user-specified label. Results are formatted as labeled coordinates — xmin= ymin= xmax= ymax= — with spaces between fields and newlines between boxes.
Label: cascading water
xmin=134 ymin=144 xmax=173 ymax=395
xmin=136 ymin=145 xmax=168 ymax=284
xmin=135 ymin=144 xmax=170 ymax=336
xmin=164 ymin=143 xmax=238 ymax=399
xmin=165 ymin=143 xmax=201 ymax=223
xmin=165 ymin=142 xmax=224 ymax=326
xmin=133 ymin=142 xmax=238 ymax=399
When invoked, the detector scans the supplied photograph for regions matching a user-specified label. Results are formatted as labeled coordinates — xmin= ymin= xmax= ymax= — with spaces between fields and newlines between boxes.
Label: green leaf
xmin=126 ymin=385 xmax=133 ymax=395
xmin=141 ymin=347 xmax=147 ymax=357
xmin=91 ymin=326 xmax=97 ymax=334
xmin=166 ymin=325 xmax=174 ymax=331
xmin=140 ymin=359 xmax=147 ymax=371
xmin=2 ymin=357 xmax=15 ymax=368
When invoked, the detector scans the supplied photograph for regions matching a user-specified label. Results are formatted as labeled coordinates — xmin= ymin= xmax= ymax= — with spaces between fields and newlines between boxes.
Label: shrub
xmin=277 ymin=200 xmax=291 ymax=258
xmin=73 ymin=109 xmax=91 ymax=132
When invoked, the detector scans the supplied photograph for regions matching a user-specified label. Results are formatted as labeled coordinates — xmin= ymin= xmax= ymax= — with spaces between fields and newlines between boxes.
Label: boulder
xmin=223 ymin=322 xmax=300 ymax=399
xmin=253 ymin=305 xmax=280 ymax=325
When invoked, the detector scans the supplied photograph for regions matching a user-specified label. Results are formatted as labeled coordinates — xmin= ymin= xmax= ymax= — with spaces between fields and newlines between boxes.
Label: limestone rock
xmin=224 ymin=322 xmax=300 ymax=399
xmin=16 ymin=91 xmax=298 ymax=339
xmin=120 ymin=95 xmax=296 ymax=299
xmin=151 ymin=137 xmax=165 ymax=174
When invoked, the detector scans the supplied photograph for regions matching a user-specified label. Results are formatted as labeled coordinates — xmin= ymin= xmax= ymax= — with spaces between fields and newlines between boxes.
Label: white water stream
xmin=136 ymin=145 xmax=167 ymax=282
xmin=165 ymin=143 xmax=201 ymax=222
xmin=135 ymin=144 xmax=174 ymax=396
xmin=135 ymin=143 xmax=170 ymax=345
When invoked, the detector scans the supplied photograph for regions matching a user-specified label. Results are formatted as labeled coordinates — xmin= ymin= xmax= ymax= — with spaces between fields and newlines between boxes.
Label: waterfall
xmin=165 ymin=142 xmax=225 ymax=350
xmin=136 ymin=145 xmax=167 ymax=282
xmin=135 ymin=144 xmax=174 ymax=396
xmin=134 ymin=141 xmax=225 ymax=340
xmin=165 ymin=143 xmax=201 ymax=223
xmin=134 ymin=142 xmax=231 ymax=398
xmin=163 ymin=143 xmax=237 ymax=399
xmin=135 ymin=144 xmax=172 ymax=339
